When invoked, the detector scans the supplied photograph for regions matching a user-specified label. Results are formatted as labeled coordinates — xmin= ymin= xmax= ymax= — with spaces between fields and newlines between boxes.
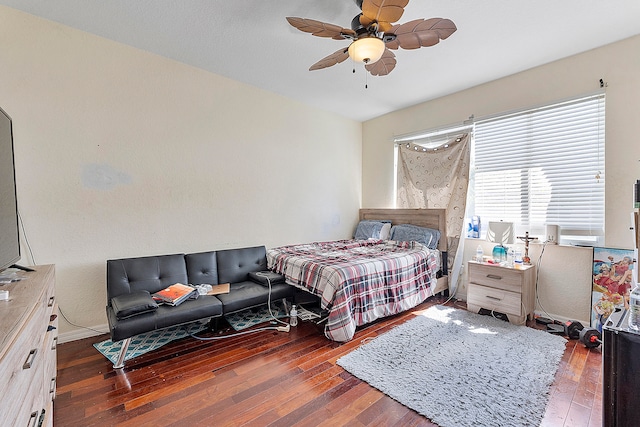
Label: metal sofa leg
xmin=113 ymin=337 xmax=131 ymax=370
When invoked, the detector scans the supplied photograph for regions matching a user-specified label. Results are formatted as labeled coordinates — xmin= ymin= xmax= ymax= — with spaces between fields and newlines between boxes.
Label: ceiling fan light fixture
xmin=348 ymin=37 xmax=385 ymax=64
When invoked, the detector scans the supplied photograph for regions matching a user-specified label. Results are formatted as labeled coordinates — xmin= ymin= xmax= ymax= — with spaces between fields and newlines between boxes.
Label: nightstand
xmin=467 ymin=260 xmax=536 ymax=325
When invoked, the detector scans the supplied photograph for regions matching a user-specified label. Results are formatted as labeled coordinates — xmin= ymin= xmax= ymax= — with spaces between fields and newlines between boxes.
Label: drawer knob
xmin=486 ymin=295 xmax=502 ymax=301
xmin=486 ymin=274 xmax=502 ymax=280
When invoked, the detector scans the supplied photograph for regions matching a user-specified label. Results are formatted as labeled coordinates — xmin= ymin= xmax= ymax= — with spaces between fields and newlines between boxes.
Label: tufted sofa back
xmin=185 ymin=251 xmax=218 ymax=286
xmin=106 ymin=246 xmax=268 ymax=302
xmin=216 ymin=246 xmax=267 ymax=284
xmin=106 ymin=254 xmax=188 ymax=300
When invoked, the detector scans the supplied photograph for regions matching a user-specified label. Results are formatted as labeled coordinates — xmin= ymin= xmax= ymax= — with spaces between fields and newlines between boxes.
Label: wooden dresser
xmin=467 ymin=260 xmax=535 ymax=325
xmin=0 ymin=265 xmax=57 ymax=427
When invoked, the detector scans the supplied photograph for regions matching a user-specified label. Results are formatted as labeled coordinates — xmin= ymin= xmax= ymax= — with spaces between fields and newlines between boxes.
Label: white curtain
xmin=397 ymin=133 xmax=471 ymax=294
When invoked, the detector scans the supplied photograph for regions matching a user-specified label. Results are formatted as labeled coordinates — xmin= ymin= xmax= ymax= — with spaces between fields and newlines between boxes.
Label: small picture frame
xmin=591 ymin=246 xmax=636 ymax=331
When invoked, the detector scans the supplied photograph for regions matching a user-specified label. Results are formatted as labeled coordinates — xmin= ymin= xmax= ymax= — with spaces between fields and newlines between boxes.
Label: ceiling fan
xmin=286 ymin=0 xmax=457 ymax=76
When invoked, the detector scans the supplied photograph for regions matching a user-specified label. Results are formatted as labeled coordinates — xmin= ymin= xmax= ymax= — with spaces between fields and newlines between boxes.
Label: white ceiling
xmin=2 ymin=0 xmax=640 ymax=122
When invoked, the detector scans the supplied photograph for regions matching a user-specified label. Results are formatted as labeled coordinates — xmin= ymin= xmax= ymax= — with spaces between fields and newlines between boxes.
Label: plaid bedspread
xmin=267 ymin=239 xmax=440 ymax=342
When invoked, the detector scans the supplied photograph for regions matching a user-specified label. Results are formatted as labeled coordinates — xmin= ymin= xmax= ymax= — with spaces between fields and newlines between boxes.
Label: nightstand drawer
xmin=467 ymin=283 xmax=522 ymax=317
xmin=469 ymin=263 xmax=523 ymax=292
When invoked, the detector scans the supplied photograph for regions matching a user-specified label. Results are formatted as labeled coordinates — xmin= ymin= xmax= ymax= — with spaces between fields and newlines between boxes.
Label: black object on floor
xmin=535 ymin=316 xmax=553 ymax=325
xmin=546 ymin=324 xmax=565 ymax=334
xmin=478 ymin=308 xmax=509 ymax=322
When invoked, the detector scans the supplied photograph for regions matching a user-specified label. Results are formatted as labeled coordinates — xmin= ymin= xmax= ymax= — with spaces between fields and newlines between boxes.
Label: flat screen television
xmin=0 ymin=106 xmax=20 ymax=272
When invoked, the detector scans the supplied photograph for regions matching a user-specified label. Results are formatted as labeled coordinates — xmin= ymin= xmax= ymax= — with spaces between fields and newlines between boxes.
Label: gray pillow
xmin=390 ymin=224 xmax=441 ymax=249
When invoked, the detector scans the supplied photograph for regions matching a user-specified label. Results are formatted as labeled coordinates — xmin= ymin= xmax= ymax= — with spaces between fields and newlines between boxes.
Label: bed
xmin=267 ymin=208 xmax=448 ymax=342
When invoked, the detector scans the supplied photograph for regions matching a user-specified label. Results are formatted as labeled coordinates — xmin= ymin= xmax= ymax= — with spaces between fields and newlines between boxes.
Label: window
xmin=471 ymin=93 xmax=605 ymax=244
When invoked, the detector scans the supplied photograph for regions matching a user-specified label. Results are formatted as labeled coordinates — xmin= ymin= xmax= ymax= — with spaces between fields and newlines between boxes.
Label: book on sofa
xmin=152 ymin=283 xmax=197 ymax=306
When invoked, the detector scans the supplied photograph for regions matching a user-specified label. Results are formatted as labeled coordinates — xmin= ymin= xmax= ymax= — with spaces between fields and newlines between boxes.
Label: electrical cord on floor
xmin=440 ymin=262 xmax=465 ymax=309
xmin=189 ymin=324 xmax=287 ymax=341
xmin=314 ymin=315 xmax=330 ymax=325
xmin=435 ymin=247 xmax=471 ymax=309
xmin=442 ymin=281 xmax=463 ymax=307
xmin=189 ymin=271 xmax=292 ymax=341
xmin=256 ymin=271 xmax=290 ymax=328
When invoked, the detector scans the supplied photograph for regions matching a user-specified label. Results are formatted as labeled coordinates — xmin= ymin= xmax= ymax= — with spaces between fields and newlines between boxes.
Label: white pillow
xmin=379 ymin=222 xmax=392 ymax=240
xmin=354 ymin=220 xmax=391 ymax=240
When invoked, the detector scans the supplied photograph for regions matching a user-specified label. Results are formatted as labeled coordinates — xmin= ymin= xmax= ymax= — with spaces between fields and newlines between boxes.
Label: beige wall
xmin=363 ymin=35 xmax=640 ymax=325
xmin=0 ymin=7 xmax=362 ymax=341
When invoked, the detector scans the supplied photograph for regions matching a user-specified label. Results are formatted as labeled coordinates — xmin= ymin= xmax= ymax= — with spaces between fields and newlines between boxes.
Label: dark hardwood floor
xmin=54 ymin=296 xmax=603 ymax=426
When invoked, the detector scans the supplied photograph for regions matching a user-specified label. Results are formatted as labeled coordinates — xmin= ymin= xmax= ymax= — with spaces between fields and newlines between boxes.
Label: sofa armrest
xmin=248 ymin=271 xmax=285 ymax=286
xmin=111 ymin=290 xmax=159 ymax=320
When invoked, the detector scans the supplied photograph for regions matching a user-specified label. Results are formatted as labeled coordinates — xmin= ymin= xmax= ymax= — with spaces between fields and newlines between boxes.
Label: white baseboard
xmin=58 ymin=323 xmax=109 ymax=344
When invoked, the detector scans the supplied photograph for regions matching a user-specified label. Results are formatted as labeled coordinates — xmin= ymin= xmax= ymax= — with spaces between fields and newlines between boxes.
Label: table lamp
xmin=487 ymin=221 xmax=515 ymax=262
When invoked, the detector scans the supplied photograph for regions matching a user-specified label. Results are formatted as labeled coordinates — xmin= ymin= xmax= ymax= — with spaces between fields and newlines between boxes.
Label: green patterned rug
xmin=224 ymin=303 xmax=288 ymax=331
xmin=94 ymin=304 xmax=288 ymax=364
xmin=93 ymin=320 xmax=208 ymax=365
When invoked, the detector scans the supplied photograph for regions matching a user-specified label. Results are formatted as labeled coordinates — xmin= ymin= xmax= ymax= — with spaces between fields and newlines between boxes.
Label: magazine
xmin=206 ymin=283 xmax=230 ymax=295
xmin=152 ymin=283 xmax=197 ymax=306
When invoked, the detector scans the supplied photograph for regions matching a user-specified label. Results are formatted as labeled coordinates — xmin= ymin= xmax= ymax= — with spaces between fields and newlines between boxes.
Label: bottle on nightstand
xmin=514 ymin=248 xmax=523 ymax=269
xmin=507 ymin=247 xmax=515 ymax=267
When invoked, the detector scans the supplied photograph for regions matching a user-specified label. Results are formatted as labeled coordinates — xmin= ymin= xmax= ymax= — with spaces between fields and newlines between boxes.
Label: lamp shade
xmin=348 ymin=37 xmax=385 ymax=64
xmin=486 ymin=221 xmax=515 ymax=245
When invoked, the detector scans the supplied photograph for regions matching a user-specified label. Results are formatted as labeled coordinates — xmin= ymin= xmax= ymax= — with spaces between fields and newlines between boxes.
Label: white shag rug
xmin=337 ymin=305 xmax=567 ymax=427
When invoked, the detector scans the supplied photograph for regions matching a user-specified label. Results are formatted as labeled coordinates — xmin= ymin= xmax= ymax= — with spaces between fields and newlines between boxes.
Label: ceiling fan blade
xmin=286 ymin=17 xmax=356 ymax=40
xmin=360 ymin=0 xmax=409 ymax=31
xmin=309 ymin=47 xmax=350 ymax=71
xmin=385 ymin=18 xmax=457 ymax=50
xmin=365 ymin=48 xmax=396 ymax=76
xmin=360 ymin=17 xmax=393 ymax=33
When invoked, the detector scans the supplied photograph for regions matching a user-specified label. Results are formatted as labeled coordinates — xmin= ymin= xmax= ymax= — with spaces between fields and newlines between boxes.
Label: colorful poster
xmin=591 ymin=247 xmax=635 ymax=331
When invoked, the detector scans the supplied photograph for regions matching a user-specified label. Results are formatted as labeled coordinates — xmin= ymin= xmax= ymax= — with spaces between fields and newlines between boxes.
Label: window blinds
xmin=473 ymin=93 xmax=605 ymax=243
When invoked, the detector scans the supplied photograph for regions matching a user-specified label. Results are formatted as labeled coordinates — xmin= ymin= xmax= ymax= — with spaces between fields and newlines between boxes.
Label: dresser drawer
xmin=467 ymin=283 xmax=522 ymax=317
xmin=0 ymin=302 xmax=51 ymax=425
xmin=0 ymin=265 xmax=57 ymax=426
xmin=14 ymin=358 xmax=46 ymax=427
xmin=469 ymin=263 xmax=523 ymax=292
xmin=0 ymin=306 xmax=46 ymax=397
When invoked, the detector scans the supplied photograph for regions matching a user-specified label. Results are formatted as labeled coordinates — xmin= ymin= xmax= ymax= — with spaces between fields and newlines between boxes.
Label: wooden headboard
xmin=359 ymin=208 xmax=447 ymax=252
